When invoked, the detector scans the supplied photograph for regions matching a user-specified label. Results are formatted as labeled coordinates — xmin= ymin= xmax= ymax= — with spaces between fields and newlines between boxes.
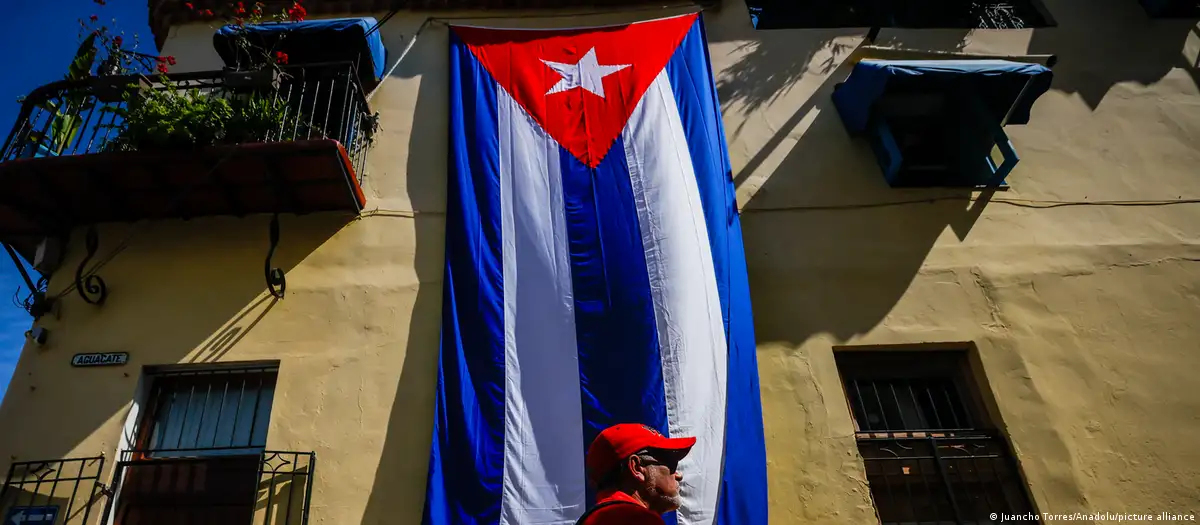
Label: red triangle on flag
xmin=453 ymin=14 xmax=699 ymax=168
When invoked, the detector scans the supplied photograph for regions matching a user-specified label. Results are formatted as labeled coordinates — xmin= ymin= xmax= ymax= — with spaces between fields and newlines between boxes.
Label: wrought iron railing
xmin=102 ymin=450 xmax=316 ymax=525
xmin=0 ymin=62 xmax=375 ymax=185
xmin=858 ymin=432 xmax=1033 ymax=525
xmin=0 ymin=456 xmax=107 ymax=525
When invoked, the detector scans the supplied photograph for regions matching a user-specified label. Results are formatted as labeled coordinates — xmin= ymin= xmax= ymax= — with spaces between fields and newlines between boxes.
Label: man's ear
xmin=626 ymin=455 xmax=645 ymax=482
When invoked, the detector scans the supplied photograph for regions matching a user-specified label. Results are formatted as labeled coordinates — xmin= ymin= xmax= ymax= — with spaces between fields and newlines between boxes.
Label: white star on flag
xmin=541 ymin=48 xmax=631 ymax=99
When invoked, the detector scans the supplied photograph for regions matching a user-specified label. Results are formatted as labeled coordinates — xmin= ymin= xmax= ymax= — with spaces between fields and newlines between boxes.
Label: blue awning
xmin=832 ymin=59 xmax=1053 ymax=134
xmin=214 ymin=17 xmax=387 ymax=87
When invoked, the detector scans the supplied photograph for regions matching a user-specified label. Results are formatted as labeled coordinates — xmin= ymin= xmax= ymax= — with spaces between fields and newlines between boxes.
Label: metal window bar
xmin=1 ymin=62 xmax=374 ymax=180
xmin=101 ymin=450 xmax=315 ymax=525
xmin=857 ymin=432 xmax=1033 ymax=525
xmin=0 ymin=456 xmax=106 ymax=525
xmin=135 ymin=366 xmax=278 ymax=457
xmin=846 ymin=377 xmax=973 ymax=433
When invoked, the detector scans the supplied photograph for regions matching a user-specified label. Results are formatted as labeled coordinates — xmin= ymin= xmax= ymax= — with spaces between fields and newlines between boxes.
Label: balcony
xmin=103 ymin=450 xmax=317 ymax=525
xmin=0 ymin=62 xmax=373 ymax=257
xmin=0 ymin=452 xmax=316 ymax=525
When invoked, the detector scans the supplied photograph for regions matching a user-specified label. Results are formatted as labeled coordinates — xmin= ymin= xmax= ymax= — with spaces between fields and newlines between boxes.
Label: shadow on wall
xmin=0 ymin=212 xmax=351 ymax=469
xmin=1028 ymin=0 xmax=1200 ymax=108
xmin=359 ymin=23 xmax=447 ymax=525
xmin=718 ymin=0 xmax=1200 ymax=346
xmin=716 ymin=28 xmax=968 ymax=115
xmin=717 ymin=26 xmax=988 ymax=346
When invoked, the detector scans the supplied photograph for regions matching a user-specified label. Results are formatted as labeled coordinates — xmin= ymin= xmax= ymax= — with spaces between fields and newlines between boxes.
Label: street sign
xmin=70 ymin=352 xmax=129 ymax=367
xmin=4 ymin=506 xmax=59 ymax=525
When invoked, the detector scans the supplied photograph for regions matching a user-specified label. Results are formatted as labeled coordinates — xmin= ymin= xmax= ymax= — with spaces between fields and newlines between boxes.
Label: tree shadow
xmin=358 ymin=22 xmax=447 ymax=525
xmin=721 ymin=29 xmax=970 ymax=188
xmin=0 ymin=212 xmax=351 ymax=472
xmin=717 ymin=28 xmax=968 ymax=115
xmin=720 ymin=28 xmax=988 ymax=346
xmin=739 ymin=107 xmax=986 ymax=345
xmin=1028 ymin=0 xmax=1199 ymax=108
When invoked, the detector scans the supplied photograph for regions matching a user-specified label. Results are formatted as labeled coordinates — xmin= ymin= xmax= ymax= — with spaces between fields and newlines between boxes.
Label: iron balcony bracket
xmin=75 ymin=225 xmax=108 ymax=306
xmin=4 ymin=242 xmax=53 ymax=319
xmin=266 ymin=213 xmax=286 ymax=299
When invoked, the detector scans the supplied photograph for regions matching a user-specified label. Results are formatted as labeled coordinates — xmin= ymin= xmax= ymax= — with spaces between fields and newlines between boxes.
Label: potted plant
xmin=97 ymin=1 xmax=309 ymax=152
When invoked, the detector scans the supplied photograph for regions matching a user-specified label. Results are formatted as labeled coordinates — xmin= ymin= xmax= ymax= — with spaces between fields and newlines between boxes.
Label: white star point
xmin=541 ymin=47 xmax=630 ymax=99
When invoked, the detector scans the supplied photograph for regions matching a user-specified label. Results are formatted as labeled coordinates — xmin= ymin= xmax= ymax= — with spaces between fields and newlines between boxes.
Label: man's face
xmin=633 ymin=450 xmax=685 ymax=513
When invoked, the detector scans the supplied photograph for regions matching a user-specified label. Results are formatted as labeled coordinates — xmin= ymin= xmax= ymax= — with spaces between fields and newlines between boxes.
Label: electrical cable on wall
xmin=739 ymin=196 xmax=1200 ymax=212
xmin=356 ymin=197 xmax=1200 ymax=220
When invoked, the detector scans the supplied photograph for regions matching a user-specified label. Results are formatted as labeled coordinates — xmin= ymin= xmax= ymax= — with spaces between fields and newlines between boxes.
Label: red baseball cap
xmin=586 ymin=423 xmax=696 ymax=484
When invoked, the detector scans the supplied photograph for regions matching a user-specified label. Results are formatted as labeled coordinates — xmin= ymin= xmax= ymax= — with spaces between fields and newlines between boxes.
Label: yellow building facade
xmin=0 ymin=0 xmax=1198 ymax=523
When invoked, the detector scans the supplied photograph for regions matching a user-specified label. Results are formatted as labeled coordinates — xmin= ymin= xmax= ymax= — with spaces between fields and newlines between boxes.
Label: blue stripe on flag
xmin=424 ymin=32 xmax=506 ymax=525
xmin=559 ymin=138 xmax=671 ymax=503
xmin=665 ymin=17 xmax=769 ymax=525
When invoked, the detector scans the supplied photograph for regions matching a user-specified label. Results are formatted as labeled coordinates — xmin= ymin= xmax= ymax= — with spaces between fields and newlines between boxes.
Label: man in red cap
xmin=576 ymin=423 xmax=696 ymax=525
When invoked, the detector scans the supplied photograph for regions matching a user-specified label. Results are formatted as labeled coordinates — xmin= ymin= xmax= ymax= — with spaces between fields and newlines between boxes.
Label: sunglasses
xmin=636 ymin=453 xmax=681 ymax=474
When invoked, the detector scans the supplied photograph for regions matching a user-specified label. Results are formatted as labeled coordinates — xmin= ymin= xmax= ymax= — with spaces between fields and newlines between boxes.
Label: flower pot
xmin=223 ymin=69 xmax=281 ymax=91
xmin=92 ymin=76 xmax=150 ymax=104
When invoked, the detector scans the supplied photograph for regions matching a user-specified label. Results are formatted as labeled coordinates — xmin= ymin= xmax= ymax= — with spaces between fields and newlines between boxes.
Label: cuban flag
xmin=425 ymin=13 xmax=767 ymax=525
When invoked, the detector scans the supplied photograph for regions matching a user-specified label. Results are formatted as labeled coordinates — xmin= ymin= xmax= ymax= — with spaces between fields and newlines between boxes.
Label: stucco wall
xmin=1 ymin=0 xmax=1198 ymax=523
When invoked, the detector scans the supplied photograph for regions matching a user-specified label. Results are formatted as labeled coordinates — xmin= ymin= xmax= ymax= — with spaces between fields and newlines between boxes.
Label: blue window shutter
xmin=868 ymin=118 xmax=904 ymax=185
xmin=985 ymin=124 xmax=1020 ymax=186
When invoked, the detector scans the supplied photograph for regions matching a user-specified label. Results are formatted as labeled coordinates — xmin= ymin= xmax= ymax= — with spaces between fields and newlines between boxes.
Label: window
xmin=832 ymin=59 xmax=1053 ymax=188
xmin=108 ymin=365 xmax=280 ymax=525
xmin=747 ymin=0 xmax=1055 ymax=30
xmin=836 ymin=350 xmax=1035 ymax=524
xmin=133 ymin=366 xmax=277 ymax=456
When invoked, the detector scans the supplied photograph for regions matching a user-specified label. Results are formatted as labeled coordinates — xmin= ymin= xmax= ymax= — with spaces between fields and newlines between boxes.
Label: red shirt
xmin=578 ymin=490 xmax=665 ymax=525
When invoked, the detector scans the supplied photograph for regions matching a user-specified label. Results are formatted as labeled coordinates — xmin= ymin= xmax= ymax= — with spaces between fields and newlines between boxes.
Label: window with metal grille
xmin=133 ymin=365 xmax=277 ymax=457
xmin=103 ymin=364 xmax=312 ymax=525
xmin=747 ymin=0 xmax=1055 ymax=30
xmin=836 ymin=350 xmax=1035 ymax=525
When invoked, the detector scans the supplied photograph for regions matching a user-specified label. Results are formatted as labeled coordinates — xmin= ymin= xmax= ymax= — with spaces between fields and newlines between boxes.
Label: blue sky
xmin=0 ymin=0 xmax=153 ymax=400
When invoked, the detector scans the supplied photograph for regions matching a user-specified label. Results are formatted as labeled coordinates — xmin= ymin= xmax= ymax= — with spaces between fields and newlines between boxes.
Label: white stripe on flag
xmin=622 ymin=72 xmax=729 ymax=525
xmin=498 ymin=87 xmax=587 ymax=525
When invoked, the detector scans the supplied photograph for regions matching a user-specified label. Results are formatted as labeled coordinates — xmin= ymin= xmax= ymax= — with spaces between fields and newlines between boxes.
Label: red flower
xmin=235 ymin=1 xmax=245 ymax=14
xmin=184 ymin=2 xmax=193 ymax=9
xmin=275 ymin=51 xmax=288 ymax=64
xmin=166 ymin=56 xmax=177 ymax=65
xmin=157 ymin=63 xmax=170 ymax=74
xmin=89 ymin=14 xmax=99 ymax=21
xmin=113 ymin=35 xmax=123 ymax=47
xmin=286 ymin=1 xmax=307 ymax=21
xmin=203 ymin=9 xmax=213 ymax=16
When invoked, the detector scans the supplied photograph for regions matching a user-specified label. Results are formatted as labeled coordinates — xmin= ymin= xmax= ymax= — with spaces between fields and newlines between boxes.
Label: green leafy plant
xmin=102 ymin=88 xmax=301 ymax=152
xmin=24 ymin=0 xmax=335 ymax=156
xmin=24 ymin=2 xmax=167 ymax=156
xmin=29 ymin=34 xmax=99 ymax=155
xmin=103 ymin=87 xmax=231 ymax=151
